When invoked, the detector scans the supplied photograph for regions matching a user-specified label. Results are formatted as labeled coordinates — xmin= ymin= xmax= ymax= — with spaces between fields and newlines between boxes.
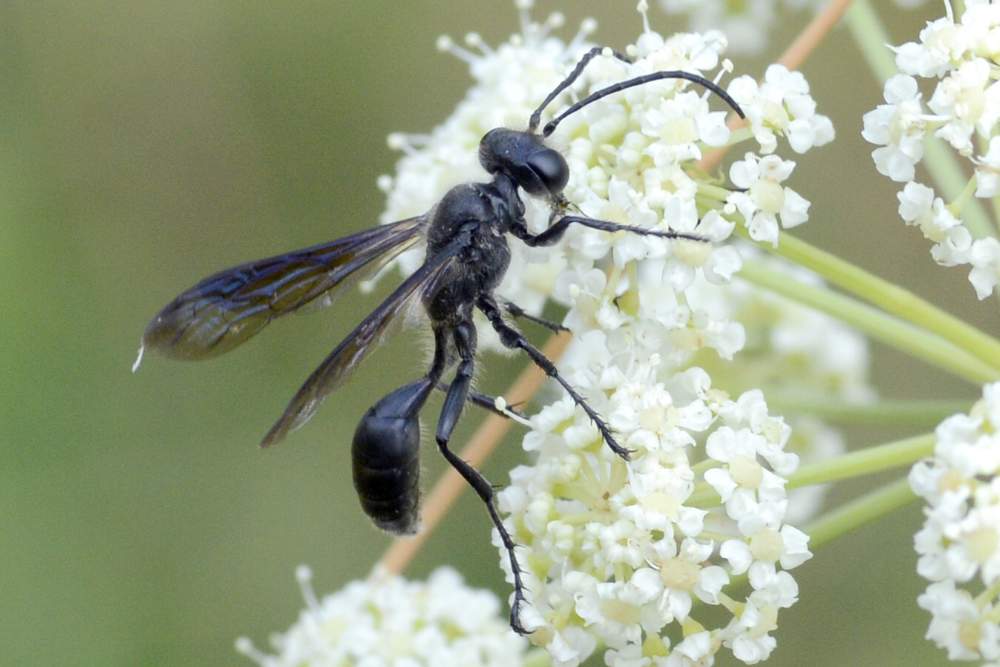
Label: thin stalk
xmin=787 ymin=433 xmax=934 ymax=490
xmin=525 ymin=650 xmax=552 ymax=667
xmin=805 ymin=477 xmax=917 ymax=548
xmin=737 ymin=228 xmax=1000 ymax=373
xmin=739 ymin=258 xmax=1000 ymax=385
xmin=947 ymin=175 xmax=979 ymax=218
xmin=778 ymin=0 xmax=855 ymax=71
xmin=764 ymin=395 xmax=971 ymax=426
xmin=845 ymin=0 xmax=995 ymax=239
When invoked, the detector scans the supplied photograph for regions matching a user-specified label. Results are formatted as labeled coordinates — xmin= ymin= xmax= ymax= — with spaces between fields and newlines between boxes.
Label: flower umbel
xmin=236 ymin=566 xmax=527 ymax=667
xmin=911 ymin=383 xmax=1000 ymax=663
xmin=501 ymin=375 xmax=810 ymax=666
xmin=862 ymin=0 xmax=1000 ymax=300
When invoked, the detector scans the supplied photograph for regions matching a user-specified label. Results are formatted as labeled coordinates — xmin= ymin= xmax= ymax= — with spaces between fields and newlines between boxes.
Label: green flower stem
xmin=845 ymin=0 xmax=995 ymax=240
xmin=525 ymin=650 xmax=551 ymax=667
xmin=975 ymin=578 xmax=1000 ymax=609
xmin=947 ymin=175 xmax=979 ymax=218
xmin=736 ymin=228 xmax=1000 ymax=373
xmin=787 ymin=433 xmax=934 ymax=491
xmin=842 ymin=0 xmax=895 ymax=80
xmin=739 ymin=258 xmax=1000 ymax=384
xmin=805 ymin=477 xmax=917 ymax=549
xmin=698 ymin=126 xmax=754 ymax=153
xmin=697 ymin=182 xmax=733 ymax=202
xmin=688 ymin=433 xmax=934 ymax=507
xmin=763 ymin=395 xmax=971 ymax=427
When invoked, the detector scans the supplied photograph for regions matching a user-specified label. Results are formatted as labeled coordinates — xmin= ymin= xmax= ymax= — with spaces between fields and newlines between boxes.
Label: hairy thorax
xmin=423 ymin=183 xmax=513 ymax=325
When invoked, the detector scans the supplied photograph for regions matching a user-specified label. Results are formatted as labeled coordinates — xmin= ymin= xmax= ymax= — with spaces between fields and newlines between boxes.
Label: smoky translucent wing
xmin=142 ymin=217 xmax=427 ymax=360
xmin=260 ymin=234 xmax=468 ymax=448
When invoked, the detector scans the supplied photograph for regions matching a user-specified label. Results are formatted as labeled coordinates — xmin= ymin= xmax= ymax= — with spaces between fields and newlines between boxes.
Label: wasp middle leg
xmin=478 ymin=294 xmax=629 ymax=460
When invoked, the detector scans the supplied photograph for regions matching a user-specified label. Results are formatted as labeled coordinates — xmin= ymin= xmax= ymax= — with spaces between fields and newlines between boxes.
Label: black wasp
xmin=139 ymin=46 xmax=744 ymax=634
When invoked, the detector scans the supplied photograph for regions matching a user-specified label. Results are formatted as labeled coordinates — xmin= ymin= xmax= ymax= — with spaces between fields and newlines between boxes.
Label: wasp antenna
xmin=542 ymin=69 xmax=746 ymax=137
xmin=527 ymin=45 xmax=631 ymax=133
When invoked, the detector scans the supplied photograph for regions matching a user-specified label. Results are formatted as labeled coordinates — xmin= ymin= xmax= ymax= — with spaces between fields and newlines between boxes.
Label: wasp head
xmin=478 ymin=128 xmax=569 ymax=199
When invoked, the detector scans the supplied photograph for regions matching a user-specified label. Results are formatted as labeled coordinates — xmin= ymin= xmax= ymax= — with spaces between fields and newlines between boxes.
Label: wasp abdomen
xmin=351 ymin=380 xmax=431 ymax=535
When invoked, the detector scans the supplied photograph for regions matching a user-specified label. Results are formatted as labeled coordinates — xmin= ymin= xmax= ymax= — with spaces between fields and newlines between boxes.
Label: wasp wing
xmin=260 ymin=233 xmax=467 ymax=448
xmin=142 ymin=217 xmax=427 ymax=360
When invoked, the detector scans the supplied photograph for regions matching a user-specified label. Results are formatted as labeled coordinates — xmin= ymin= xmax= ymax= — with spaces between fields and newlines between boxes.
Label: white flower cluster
xmin=658 ymin=0 xmax=929 ymax=56
xmin=236 ymin=566 xmax=526 ymax=667
xmin=862 ymin=0 xmax=1000 ymax=299
xmin=909 ymin=383 xmax=1000 ymax=663
xmin=378 ymin=3 xmax=841 ymax=664
xmin=499 ymin=362 xmax=811 ymax=666
xmin=685 ymin=256 xmax=874 ymax=524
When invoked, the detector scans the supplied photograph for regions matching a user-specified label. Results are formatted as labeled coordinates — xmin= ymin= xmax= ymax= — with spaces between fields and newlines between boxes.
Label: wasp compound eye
xmin=526 ymin=148 xmax=569 ymax=196
xmin=351 ymin=380 xmax=431 ymax=535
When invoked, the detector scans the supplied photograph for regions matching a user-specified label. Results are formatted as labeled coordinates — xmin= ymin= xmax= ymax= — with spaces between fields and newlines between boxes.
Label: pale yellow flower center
xmin=750 ymin=179 xmax=785 ymax=214
xmin=938 ymin=469 xmax=968 ymax=494
xmin=730 ymin=455 xmax=764 ymax=489
xmin=660 ymin=557 xmax=701 ymax=591
xmin=674 ymin=239 xmax=713 ymax=266
xmin=663 ymin=116 xmax=697 ymax=145
xmin=959 ymin=619 xmax=983 ymax=651
xmin=749 ymin=528 xmax=784 ymax=562
xmin=761 ymin=99 xmax=790 ymax=129
xmin=641 ymin=491 xmax=680 ymax=519
xmin=965 ymin=526 xmax=999 ymax=564
xmin=640 ymin=403 xmax=667 ymax=431
xmin=602 ymin=599 xmax=642 ymax=625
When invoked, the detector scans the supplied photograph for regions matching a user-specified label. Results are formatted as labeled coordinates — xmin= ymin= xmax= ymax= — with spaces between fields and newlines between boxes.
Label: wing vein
xmin=259 ymin=232 xmax=470 ymax=447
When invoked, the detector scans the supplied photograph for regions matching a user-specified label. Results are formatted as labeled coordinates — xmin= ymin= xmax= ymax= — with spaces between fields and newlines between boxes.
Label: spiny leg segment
xmin=478 ymin=295 xmax=630 ymax=460
xmin=502 ymin=299 xmax=569 ymax=334
xmin=434 ymin=319 xmax=532 ymax=635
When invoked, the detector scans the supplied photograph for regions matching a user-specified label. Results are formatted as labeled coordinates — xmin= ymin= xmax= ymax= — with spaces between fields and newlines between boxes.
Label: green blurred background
xmin=0 ymin=1 xmax=989 ymax=665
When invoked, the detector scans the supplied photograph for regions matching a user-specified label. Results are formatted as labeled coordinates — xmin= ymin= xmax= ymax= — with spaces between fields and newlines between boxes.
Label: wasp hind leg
xmin=434 ymin=318 xmax=532 ymax=636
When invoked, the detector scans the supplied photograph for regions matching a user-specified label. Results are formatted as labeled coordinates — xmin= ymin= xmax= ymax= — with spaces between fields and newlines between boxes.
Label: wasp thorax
xmin=478 ymin=127 xmax=569 ymax=198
